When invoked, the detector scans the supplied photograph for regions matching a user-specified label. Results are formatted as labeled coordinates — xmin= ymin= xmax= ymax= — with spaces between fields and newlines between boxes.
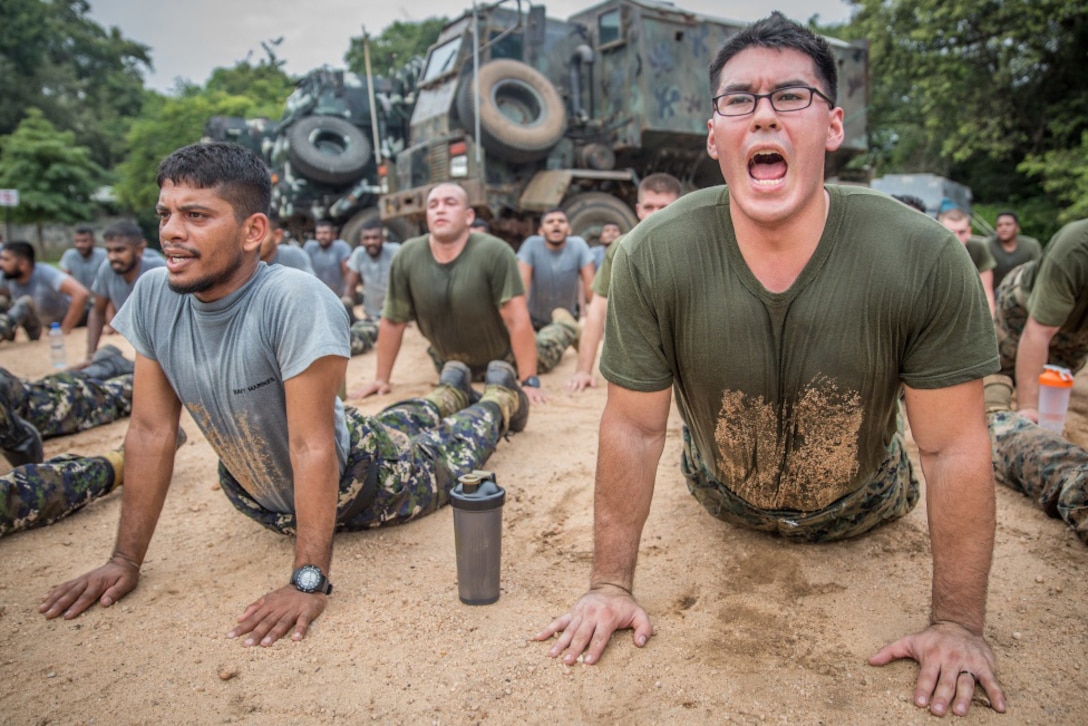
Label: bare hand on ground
xmin=869 ymin=621 xmax=1006 ymax=716
xmin=352 ymin=380 xmax=391 ymax=399
xmin=532 ymin=585 xmax=652 ymax=665
xmin=227 ymin=585 xmax=326 ymax=647
xmin=526 ymin=387 xmax=547 ymax=405
xmin=40 ymin=558 xmax=139 ymax=620
xmin=1016 ymin=407 xmax=1039 ymax=424
xmin=566 ymin=371 xmax=596 ymax=393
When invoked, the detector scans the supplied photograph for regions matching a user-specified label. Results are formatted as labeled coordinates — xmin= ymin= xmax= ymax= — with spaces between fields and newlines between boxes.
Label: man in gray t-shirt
xmin=303 ymin=220 xmax=352 ymax=297
xmin=84 ymin=220 xmax=166 ymax=362
xmin=344 ymin=221 xmax=400 ymax=320
xmin=0 ymin=240 xmax=89 ymax=334
xmin=516 ymin=209 xmax=595 ymax=330
xmin=41 ymin=142 xmax=528 ymax=649
xmin=59 ymin=225 xmax=107 ymax=297
xmin=261 ymin=215 xmax=315 ymax=275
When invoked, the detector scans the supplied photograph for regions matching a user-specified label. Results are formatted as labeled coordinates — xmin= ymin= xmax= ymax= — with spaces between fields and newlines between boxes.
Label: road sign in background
xmin=0 ymin=189 xmax=19 ymax=207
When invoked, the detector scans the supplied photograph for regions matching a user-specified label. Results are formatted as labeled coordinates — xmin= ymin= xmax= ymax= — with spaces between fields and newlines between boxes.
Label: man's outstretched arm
xmin=870 ymin=380 xmax=1006 ymax=717
xmin=228 ymin=354 xmax=346 ymax=647
xmin=354 ymin=316 xmax=407 ymax=398
xmin=41 ymin=353 xmax=182 ymax=619
xmin=534 ymin=383 xmax=671 ymax=664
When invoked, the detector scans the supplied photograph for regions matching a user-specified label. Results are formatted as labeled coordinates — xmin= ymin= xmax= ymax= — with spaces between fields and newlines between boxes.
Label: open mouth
xmin=748 ymin=151 xmax=787 ymax=185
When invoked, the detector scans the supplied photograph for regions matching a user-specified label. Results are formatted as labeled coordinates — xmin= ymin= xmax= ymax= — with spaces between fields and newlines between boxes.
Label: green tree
xmin=345 ymin=18 xmax=447 ymax=77
xmin=0 ymin=0 xmax=152 ymax=169
xmin=0 ymin=108 xmax=106 ymax=243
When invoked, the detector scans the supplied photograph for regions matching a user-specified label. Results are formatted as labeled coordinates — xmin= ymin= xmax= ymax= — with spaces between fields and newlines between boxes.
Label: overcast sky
xmin=87 ymin=0 xmax=854 ymax=93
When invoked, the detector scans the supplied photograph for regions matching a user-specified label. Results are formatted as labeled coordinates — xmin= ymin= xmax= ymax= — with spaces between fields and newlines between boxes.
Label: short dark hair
xmin=540 ymin=208 xmax=567 ymax=223
xmin=268 ymin=213 xmax=284 ymax=230
xmin=2 ymin=240 xmax=35 ymax=265
xmin=708 ymin=12 xmax=838 ymax=104
xmin=601 ymin=222 xmax=622 ymax=230
xmin=315 ymin=220 xmax=336 ymax=230
xmin=892 ymin=194 xmax=927 ymax=214
xmin=639 ymin=173 xmax=683 ymax=199
xmin=360 ymin=220 xmax=382 ymax=233
xmin=74 ymin=225 xmax=96 ymax=237
xmin=997 ymin=210 xmax=1019 ymax=225
xmin=156 ymin=142 xmax=271 ymax=221
xmin=470 ymin=218 xmax=491 ymax=232
xmin=102 ymin=220 xmax=144 ymax=244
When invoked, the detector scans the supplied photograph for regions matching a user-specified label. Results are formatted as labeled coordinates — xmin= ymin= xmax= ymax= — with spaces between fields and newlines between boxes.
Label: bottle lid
xmin=50 ymin=322 xmax=61 ymax=330
xmin=1039 ymin=365 xmax=1074 ymax=389
xmin=451 ymin=470 xmax=505 ymax=511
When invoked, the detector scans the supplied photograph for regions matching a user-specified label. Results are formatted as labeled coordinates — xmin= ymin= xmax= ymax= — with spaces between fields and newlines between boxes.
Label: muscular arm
xmin=228 ymin=354 xmax=346 ymax=647
xmin=41 ymin=354 xmax=182 ymax=619
xmin=58 ymin=276 xmax=90 ymax=334
xmin=354 ymin=316 xmax=407 ymax=397
xmin=341 ymin=269 xmax=360 ymax=302
xmin=870 ymin=380 xmax=1005 ymax=716
xmin=500 ymin=295 xmax=539 ymax=395
xmin=535 ymin=384 xmax=671 ymax=663
xmin=1015 ymin=316 xmax=1060 ymax=417
xmin=84 ymin=295 xmax=109 ymax=361
xmin=579 ymin=262 xmax=595 ymax=308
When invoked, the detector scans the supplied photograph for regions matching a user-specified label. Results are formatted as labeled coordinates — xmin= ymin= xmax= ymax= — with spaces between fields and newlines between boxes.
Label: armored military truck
xmin=206 ymin=63 xmax=422 ymax=244
xmin=377 ymin=0 xmax=869 ymax=245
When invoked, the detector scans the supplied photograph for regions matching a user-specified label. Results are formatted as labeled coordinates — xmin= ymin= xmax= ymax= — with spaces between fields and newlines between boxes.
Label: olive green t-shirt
xmin=989 ymin=234 xmax=1042 ymax=287
xmin=590 ymin=236 xmax=623 ymax=298
xmin=966 ymin=236 xmax=996 ymax=274
xmin=383 ymin=232 xmax=524 ymax=369
xmin=602 ymin=185 xmax=998 ymax=513
xmin=1020 ymin=218 xmax=1088 ymax=333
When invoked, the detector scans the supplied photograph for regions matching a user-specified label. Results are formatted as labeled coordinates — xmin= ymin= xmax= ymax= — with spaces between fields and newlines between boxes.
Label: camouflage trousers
xmin=988 ymin=410 xmax=1088 ymax=544
xmin=6 ymin=371 xmax=133 ymax=438
xmin=350 ymin=319 xmax=379 ymax=356
xmin=217 ymin=397 xmax=504 ymax=535
xmin=995 ymin=266 xmax=1088 ymax=376
xmin=680 ymin=425 xmax=920 ymax=543
xmin=0 ymin=455 xmax=117 ymax=537
xmin=427 ymin=320 xmax=578 ymax=380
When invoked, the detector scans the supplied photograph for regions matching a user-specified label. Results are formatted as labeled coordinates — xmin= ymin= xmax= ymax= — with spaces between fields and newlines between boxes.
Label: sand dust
xmin=1 ymin=327 xmax=1085 ymax=724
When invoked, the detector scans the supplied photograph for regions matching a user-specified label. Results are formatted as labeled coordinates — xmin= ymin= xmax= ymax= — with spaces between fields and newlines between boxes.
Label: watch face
xmin=296 ymin=566 xmax=321 ymax=592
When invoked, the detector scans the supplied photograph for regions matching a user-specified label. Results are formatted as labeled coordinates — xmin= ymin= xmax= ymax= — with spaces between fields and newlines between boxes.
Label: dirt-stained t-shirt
xmin=989 ymin=234 xmax=1042 ymax=288
xmin=112 ymin=263 xmax=351 ymax=514
xmin=602 ymin=185 xmax=998 ymax=513
xmin=1019 ymin=218 xmax=1088 ymax=334
xmin=383 ymin=233 xmax=524 ymax=370
xmin=965 ymin=236 xmax=996 ymax=274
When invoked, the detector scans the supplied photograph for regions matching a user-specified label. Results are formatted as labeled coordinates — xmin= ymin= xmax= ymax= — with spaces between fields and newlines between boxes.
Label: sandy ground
xmin=1 ymin=325 xmax=1086 ymax=725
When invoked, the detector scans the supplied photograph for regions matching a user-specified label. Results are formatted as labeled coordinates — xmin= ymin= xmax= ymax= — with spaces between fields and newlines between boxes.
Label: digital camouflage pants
xmin=217 ymin=397 xmax=504 ymax=535
xmin=349 ymin=319 xmax=378 ymax=357
xmin=0 ymin=372 xmax=132 ymax=537
xmin=994 ymin=265 xmax=1088 ymax=376
xmin=427 ymin=320 xmax=578 ymax=380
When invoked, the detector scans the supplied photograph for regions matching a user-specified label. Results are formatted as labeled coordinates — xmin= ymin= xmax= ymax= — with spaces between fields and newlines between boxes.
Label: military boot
xmin=0 ymin=369 xmax=43 ymax=466
xmin=480 ymin=361 xmax=529 ymax=433
xmin=80 ymin=345 xmax=135 ymax=380
xmin=7 ymin=296 xmax=43 ymax=341
xmin=983 ymin=374 xmax=1014 ymax=414
xmin=551 ymin=307 xmax=580 ymax=351
xmin=423 ymin=361 xmax=476 ymax=417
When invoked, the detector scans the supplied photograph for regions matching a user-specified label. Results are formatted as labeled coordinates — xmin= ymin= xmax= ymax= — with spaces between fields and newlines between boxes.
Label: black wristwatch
xmin=521 ymin=376 xmax=541 ymax=388
xmin=291 ymin=564 xmax=333 ymax=595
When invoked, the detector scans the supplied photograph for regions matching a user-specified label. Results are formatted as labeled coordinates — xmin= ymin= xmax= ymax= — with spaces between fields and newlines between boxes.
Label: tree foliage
xmin=0 ymin=0 xmax=151 ymax=169
xmin=0 ymin=108 xmax=106 ymax=231
xmin=345 ymin=18 xmax=447 ymax=77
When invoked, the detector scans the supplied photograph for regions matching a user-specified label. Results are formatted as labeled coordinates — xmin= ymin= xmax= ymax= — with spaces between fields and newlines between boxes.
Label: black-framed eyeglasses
xmin=711 ymin=86 xmax=835 ymax=117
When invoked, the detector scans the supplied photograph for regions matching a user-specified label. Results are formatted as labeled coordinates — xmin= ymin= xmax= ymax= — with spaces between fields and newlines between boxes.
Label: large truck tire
xmin=286 ymin=116 xmax=372 ymax=186
xmin=561 ymin=192 xmax=639 ymax=245
xmin=457 ymin=59 xmax=565 ymax=164
xmin=339 ymin=207 xmax=419 ymax=247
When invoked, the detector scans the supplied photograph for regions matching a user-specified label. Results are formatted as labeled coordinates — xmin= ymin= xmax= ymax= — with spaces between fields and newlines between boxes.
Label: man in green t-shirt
xmin=939 ymin=207 xmax=996 ymax=316
xmin=354 ymin=183 xmax=575 ymax=403
xmin=566 ymin=173 xmax=684 ymax=392
xmin=536 ymin=13 xmax=1005 ymax=718
xmin=989 ymin=211 xmax=1042 ymax=288
xmin=994 ymin=218 xmax=1088 ymax=421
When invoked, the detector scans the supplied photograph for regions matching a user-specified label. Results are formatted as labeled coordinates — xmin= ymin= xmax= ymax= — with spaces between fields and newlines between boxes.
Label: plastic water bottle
xmin=49 ymin=322 xmax=67 ymax=370
xmin=1037 ymin=365 xmax=1074 ymax=435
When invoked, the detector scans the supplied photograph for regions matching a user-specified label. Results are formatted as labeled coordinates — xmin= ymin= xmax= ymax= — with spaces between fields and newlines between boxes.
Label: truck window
xmin=598 ymin=9 xmax=621 ymax=46
xmin=488 ymin=30 xmax=523 ymax=61
xmin=422 ymin=37 xmax=463 ymax=83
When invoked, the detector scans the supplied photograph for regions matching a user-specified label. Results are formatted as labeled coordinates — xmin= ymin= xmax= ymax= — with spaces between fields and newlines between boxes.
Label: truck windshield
xmin=422 ymin=38 xmax=463 ymax=83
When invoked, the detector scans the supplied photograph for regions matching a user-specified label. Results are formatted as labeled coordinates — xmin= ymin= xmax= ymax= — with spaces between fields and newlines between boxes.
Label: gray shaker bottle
xmin=450 ymin=470 xmax=506 ymax=605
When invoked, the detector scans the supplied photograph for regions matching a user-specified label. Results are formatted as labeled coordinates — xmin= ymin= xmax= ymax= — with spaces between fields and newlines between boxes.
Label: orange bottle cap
xmin=1039 ymin=366 xmax=1074 ymax=388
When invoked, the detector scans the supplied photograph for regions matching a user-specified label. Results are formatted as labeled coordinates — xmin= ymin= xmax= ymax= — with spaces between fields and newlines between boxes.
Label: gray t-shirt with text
xmin=112 ymin=263 xmax=351 ymax=514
